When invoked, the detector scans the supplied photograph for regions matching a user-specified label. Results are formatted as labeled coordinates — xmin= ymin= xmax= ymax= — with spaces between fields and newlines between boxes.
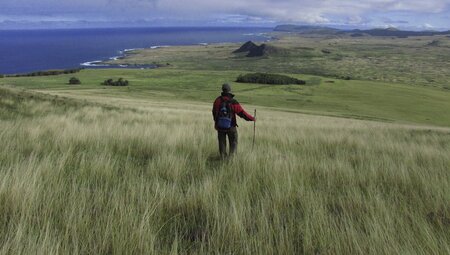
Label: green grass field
xmin=1 ymin=34 xmax=450 ymax=254
xmin=1 ymin=86 xmax=449 ymax=254
xmin=106 ymin=34 xmax=450 ymax=88
xmin=2 ymin=67 xmax=450 ymax=127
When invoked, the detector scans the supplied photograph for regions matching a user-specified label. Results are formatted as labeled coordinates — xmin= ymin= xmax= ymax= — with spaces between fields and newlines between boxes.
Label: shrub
xmin=69 ymin=77 xmax=81 ymax=85
xmin=13 ymin=68 xmax=83 ymax=78
xmin=341 ymin=76 xmax=352 ymax=80
xmin=0 ymin=74 xmax=4 ymax=78
xmin=236 ymin=73 xmax=306 ymax=85
xmin=63 ymin=69 xmax=79 ymax=74
xmin=102 ymin=78 xmax=129 ymax=86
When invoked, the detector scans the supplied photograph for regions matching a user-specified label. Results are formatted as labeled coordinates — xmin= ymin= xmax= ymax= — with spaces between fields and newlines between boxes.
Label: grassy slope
xmin=1 ymin=33 xmax=450 ymax=254
xmin=1 ymin=87 xmax=449 ymax=254
xmin=2 ymin=68 xmax=450 ymax=126
xmin=106 ymin=34 xmax=450 ymax=88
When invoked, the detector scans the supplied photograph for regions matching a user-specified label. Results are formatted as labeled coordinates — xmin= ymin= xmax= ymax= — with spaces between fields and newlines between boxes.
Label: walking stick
xmin=252 ymin=109 xmax=256 ymax=150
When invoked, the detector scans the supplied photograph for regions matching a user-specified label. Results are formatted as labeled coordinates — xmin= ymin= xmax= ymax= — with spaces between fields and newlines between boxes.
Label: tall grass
xmin=0 ymin=87 xmax=449 ymax=254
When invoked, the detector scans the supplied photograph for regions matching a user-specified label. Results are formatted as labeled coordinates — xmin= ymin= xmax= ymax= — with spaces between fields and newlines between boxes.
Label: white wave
xmin=243 ymin=32 xmax=271 ymax=38
xmin=123 ymin=48 xmax=143 ymax=53
xmin=150 ymin=45 xmax=170 ymax=49
xmin=198 ymin=43 xmax=208 ymax=46
xmin=80 ymin=60 xmax=108 ymax=67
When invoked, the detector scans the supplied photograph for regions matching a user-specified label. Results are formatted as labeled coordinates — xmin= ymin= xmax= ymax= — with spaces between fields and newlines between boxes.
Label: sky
xmin=1 ymin=0 xmax=449 ymax=30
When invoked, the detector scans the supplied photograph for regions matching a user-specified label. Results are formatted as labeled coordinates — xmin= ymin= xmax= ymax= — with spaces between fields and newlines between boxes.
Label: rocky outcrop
xmin=233 ymin=41 xmax=259 ymax=53
xmin=233 ymin=41 xmax=284 ymax=57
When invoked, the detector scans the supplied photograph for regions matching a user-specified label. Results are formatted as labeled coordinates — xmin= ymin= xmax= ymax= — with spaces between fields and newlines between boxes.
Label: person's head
xmin=222 ymin=83 xmax=231 ymax=93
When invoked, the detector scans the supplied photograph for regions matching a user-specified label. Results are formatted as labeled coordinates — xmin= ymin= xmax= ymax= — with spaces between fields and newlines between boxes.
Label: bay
xmin=0 ymin=27 xmax=271 ymax=74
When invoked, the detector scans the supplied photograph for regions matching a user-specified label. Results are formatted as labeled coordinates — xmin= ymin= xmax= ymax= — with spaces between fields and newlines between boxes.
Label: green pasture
xmin=1 ymin=87 xmax=449 ymax=254
xmin=105 ymin=34 xmax=450 ymax=88
xmin=2 ymin=68 xmax=450 ymax=126
xmin=1 ymin=33 xmax=449 ymax=254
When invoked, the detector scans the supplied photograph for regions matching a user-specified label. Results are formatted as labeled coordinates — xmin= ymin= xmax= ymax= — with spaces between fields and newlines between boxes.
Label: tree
xmin=101 ymin=78 xmax=129 ymax=86
xmin=69 ymin=77 xmax=81 ymax=85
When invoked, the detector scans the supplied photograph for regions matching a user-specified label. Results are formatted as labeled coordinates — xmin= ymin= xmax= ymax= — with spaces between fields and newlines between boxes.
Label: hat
xmin=222 ymin=83 xmax=231 ymax=93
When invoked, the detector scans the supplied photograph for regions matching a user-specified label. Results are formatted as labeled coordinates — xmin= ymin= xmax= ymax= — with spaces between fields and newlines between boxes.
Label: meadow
xmin=2 ymin=68 xmax=450 ymax=127
xmin=0 ymin=33 xmax=450 ymax=254
xmin=106 ymin=34 xmax=450 ymax=88
xmin=0 ymin=86 xmax=449 ymax=254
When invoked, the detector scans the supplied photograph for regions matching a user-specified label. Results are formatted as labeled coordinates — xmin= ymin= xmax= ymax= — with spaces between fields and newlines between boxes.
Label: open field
xmin=1 ymin=31 xmax=450 ymax=254
xmin=1 ymin=68 xmax=450 ymax=127
xmin=1 ymin=87 xmax=449 ymax=254
xmin=105 ymin=34 xmax=450 ymax=88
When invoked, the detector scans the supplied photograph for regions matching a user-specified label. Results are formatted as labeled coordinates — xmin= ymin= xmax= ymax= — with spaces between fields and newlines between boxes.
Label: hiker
xmin=212 ymin=83 xmax=255 ymax=157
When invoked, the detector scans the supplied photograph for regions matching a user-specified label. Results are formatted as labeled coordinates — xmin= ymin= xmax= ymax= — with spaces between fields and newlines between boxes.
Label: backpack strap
xmin=222 ymin=97 xmax=235 ymax=115
xmin=221 ymin=96 xmax=231 ymax=104
xmin=215 ymin=96 xmax=226 ymax=120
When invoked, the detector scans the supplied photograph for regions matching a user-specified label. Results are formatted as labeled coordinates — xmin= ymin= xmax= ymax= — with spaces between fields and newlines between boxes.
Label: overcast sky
xmin=1 ymin=0 xmax=449 ymax=29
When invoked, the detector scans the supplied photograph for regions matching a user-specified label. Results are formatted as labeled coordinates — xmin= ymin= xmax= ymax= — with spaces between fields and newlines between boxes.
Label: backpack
xmin=216 ymin=97 xmax=233 ymax=130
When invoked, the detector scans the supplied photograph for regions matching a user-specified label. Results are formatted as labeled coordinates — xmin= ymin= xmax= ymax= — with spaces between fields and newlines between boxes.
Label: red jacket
xmin=212 ymin=92 xmax=255 ymax=130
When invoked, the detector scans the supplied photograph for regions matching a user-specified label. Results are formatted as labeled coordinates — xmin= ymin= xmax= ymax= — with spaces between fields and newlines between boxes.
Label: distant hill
xmin=233 ymin=41 xmax=259 ymax=53
xmin=274 ymin=25 xmax=339 ymax=34
xmin=274 ymin=24 xmax=450 ymax=37
xmin=233 ymin=41 xmax=284 ymax=57
xmin=246 ymin=44 xmax=282 ymax=57
xmin=350 ymin=28 xmax=450 ymax=37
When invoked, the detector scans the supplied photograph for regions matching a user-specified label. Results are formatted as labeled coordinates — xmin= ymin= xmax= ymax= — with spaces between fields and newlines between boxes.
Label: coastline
xmin=80 ymin=48 xmax=144 ymax=67
xmin=82 ymin=32 xmax=273 ymax=69
xmin=80 ymin=46 xmax=171 ymax=69
xmin=0 ymin=27 xmax=274 ymax=75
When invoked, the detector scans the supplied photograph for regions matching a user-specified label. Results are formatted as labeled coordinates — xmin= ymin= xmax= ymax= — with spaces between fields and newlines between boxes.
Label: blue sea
xmin=0 ymin=27 xmax=272 ymax=75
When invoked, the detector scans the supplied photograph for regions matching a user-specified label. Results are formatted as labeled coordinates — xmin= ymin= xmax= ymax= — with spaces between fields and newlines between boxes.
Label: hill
xmin=351 ymin=28 xmax=450 ymax=37
xmin=233 ymin=41 xmax=259 ymax=53
xmin=275 ymin=24 xmax=450 ymax=37
xmin=233 ymin=41 xmax=285 ymax=57
xmin=1 ymin=86 xmax=449 ymax=254
xmin=246 ymin=43 xmax=282 ymax=57
xmin=274 ymin=24 xmax=339 ymax=34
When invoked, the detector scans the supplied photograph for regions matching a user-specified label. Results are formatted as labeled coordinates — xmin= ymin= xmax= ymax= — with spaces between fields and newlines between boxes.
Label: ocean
xmin=0 ymin=27 xmax=272 ymax=75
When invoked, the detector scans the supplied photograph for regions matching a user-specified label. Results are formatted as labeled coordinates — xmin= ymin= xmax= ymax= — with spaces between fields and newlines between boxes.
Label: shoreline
xmin=1 ymin=30 xmax=273 ymax=75
xmin=0 ymin=27 xmax=274 ymax=75
xmin=79 ymin=46 xmax=170 ymax=69
xmin=81 ymin=32 xmax=273 ymax=69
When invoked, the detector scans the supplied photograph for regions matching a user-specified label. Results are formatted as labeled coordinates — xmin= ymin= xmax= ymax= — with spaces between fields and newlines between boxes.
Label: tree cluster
xmin=68 ymin=77 xmax=81 ymax=85
xmin=236 ymin=73 xmax=306 ymax=85
xmin=101 ymin=78 xmax=129 ymax=86
xmin=10 ymin=68 xmax=82 ymax=78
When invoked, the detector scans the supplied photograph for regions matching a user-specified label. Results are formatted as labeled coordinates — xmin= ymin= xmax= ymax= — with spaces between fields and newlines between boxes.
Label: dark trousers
xmin=218 ymin=128 xmax=238 ymax=157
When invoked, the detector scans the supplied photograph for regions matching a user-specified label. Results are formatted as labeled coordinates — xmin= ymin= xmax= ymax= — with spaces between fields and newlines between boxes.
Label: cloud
xmin=1 ymin=0 xmax=449 ymax=27
xmin=144 ymin=0 xmax=448 ymax=24
xmin=383 ymin=19 xmax=409 ymax=24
